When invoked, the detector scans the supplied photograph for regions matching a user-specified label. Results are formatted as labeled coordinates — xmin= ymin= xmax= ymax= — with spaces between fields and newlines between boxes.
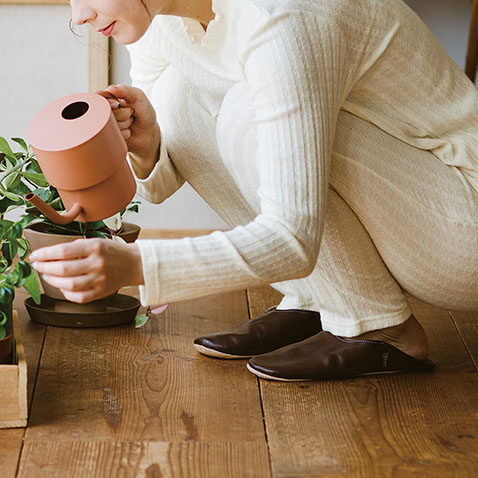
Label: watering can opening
xmin=61 ymin=101 xmax=89 ymax=120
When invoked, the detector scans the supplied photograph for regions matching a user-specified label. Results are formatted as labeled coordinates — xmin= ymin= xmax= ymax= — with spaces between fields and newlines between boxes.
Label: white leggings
xmin=284 ymin=109 xmax=478 ymax=335
xmin=160 ymin=73 xmax=478 ymax=336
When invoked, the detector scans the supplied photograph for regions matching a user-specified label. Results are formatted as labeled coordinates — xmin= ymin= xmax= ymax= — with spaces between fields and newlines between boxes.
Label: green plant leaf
xmin=5 ymin=172 xmax=21 ymax=189
xmin=32 ymin=187 xmax=52 ymax=202
xmin=0 ymin=218 xmax=14 ymax=231
xmin=25 ymin=159 xmax=43 ymax=174
xmin=0 ymin=327 xmax=5 ymax=340
xmin=18 ymin=214 xmax=37 ymax=229
xmin=49 ymin=197 xmax=63 ymax=211
xmin=135 ymin=313 xmax=149 ymax=328
xmin=0 ymin=186 xmax=20 ymax=201
xmin=10 ymin=182 xmax=30 ymax=200
xmin=86 ymin=220 xmax=106 ymax=230
xmin=85 ymin=230 xmax=108 ymax=239
xmin=16 ymin=238 xmax=30 ymax=259
xmin=0 ymin=310 xmax=7 ymax=327
xmin=23 ymin=270 xmax=41 ymax=305
xmin=0 ymin=286 xmax=14 ymax=304
xmin=0 ymin=137 xmax=16 ymax=160
xmin=1 ymin=242 xmax=11 ymax=263
xmin=18 ymin=260 xmax=31 ymax=278
xmin=21 ymin=171 xmax=49 ymax=187
xmin=4 ymin=157 xmax=15 ymax=171
xmin=11 ymin=137 xmax=29 ymax=153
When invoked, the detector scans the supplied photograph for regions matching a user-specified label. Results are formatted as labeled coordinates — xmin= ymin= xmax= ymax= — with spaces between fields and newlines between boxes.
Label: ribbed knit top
xmin=125 ymin=0 xmax=478 ymax=307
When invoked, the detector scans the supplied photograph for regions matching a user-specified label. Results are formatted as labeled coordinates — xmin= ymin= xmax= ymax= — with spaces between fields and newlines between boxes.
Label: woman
xmin=30 ymin=0 xmax=478 ymax=381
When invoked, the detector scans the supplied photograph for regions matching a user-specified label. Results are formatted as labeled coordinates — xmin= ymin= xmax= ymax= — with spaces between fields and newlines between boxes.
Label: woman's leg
xmin=247 ymin=110 xmax=477 ymax=380
xmin=303 ymin=109 xmax=478 ymax=340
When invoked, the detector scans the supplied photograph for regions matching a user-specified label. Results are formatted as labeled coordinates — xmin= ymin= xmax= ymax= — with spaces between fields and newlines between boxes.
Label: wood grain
xmin=18 ymin=440 xmax=270 ymax=478
xmin=24 ymin=289 xmax=266 ymax=443
xmin=0 ymin=428 xmax=24 ymax=477
xmin=0 ymin=312 xmax=28 ymax=427
xmin=0 ymin=0 xmax=68 ymax=4
xmin=466 ymin=0 xmax=478 ymax=82
xmin=88 ymin=29 xmax=109 ymax=93
xmin=0 ymin=290 xmax=47 ymax=477
xmin=138 ymin=229 xmax=226 ymax=240
xmin=246 ymin=290 xmax=478 ymax=477
xmin=246 ymin=286 xmax=284 ymax=319
xmin=448 ymin=309 xmax=478 ymax=370
xmin=259 ymin=373 xmax=478 ymax=478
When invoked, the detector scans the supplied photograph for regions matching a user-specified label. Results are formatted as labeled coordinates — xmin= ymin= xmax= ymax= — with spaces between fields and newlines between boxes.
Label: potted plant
xmin=0 ymin=136 xmax=142 ymax=328
xmin=0 ymin=138 xmax=42 ymax=364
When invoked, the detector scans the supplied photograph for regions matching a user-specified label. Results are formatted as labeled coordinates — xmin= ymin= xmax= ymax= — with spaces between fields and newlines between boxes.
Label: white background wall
xmin=0 ymin=0 xmax=474 ymax=229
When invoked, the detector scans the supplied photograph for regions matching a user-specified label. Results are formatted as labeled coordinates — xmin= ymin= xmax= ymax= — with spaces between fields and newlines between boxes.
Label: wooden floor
xmin=2 ymin=230 xmax=478 ymax=477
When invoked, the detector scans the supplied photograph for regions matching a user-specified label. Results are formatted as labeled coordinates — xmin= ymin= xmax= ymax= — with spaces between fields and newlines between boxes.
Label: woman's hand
xmin=29 ymin=239 xmax=144 ymax=303
xmin=96 ymin=84 xmax=161 ymax=178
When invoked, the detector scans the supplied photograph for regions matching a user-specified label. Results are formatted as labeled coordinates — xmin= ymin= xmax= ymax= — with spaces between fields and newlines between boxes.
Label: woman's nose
xmin=70 ymin=0 xmax=97 ymax=25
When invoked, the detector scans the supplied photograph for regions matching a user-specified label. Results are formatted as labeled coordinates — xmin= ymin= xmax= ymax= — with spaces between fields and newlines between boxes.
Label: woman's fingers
xmin=29 ymin=238 xmax=98 ymax=262
xmin=121 ymin=129 xmax=132 ymax=141
xmin=32 ymin=257 xmax=93 ymax=277
xmin=116 ymin=116 xmax=135 ymax=130
xmin=42 ymin=272 xmax=101 ymax=292
xmin=60 ymin=289 xmax=102 ymax=304
xmin=113 ymin=106 xmax=134 ymax=121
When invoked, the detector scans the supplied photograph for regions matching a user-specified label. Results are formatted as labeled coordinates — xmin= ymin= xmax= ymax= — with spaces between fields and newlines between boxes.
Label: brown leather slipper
xmin=247 ymin=331 xmax=436 ymax=381
xmin=193 ymin=306 xmax=322 ymax=359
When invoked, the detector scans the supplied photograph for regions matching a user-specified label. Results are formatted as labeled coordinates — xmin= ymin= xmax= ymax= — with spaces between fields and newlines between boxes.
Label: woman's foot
xmin=341 ymin=314 xmax=429 ymax=360
xmin=193 ymin=306 xmax=323 ymax=359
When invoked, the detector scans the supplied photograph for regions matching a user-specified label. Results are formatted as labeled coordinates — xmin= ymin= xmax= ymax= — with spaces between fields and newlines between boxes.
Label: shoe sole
xmin=246 ymin=363 xmax=435 ymax=382
xmin=194 ymin=344 xmax=253 ymax=359
xmin=246 ymin=363 xmax=312 ymax=381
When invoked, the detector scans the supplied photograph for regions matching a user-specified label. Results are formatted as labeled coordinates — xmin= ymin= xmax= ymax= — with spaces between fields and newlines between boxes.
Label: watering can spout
xmin=25 ymin=193 xmax=83 ymax=225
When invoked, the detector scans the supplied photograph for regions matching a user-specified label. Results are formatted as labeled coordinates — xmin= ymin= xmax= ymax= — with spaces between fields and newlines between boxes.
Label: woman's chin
xmin=114 ymin=25 xmax=151 ymax=45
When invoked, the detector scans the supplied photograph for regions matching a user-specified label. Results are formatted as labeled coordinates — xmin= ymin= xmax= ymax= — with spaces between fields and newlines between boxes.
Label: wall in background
xmin=0 ymin=5 xmax=88 ymax=140
xmin=1 ymin=1 xmax=473 ymax=229
xmin=403 ymin=0 xmax=472 ymax=69
xmin=111 ymin=39 xmax=230 ymax=230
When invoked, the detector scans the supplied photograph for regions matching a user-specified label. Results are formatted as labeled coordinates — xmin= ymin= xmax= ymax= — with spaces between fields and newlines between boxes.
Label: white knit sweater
xmin=125 ymin=0 xmax=478 ymax=307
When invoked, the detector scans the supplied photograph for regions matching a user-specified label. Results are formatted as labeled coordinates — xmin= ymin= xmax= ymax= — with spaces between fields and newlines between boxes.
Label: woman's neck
xmin=153 ymin=0 xmax=215 ymax=28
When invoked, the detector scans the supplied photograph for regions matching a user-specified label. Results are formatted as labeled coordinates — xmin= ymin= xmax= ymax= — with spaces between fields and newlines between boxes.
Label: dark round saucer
xmin=25 ymin=294 xmax=140 ymax=328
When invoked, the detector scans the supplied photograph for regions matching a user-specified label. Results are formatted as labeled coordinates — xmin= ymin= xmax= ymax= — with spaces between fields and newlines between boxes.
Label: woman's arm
xmin=124 ymin=20 xmax=186 ymax=203
xmin=30 ymin=11 xmax=357 ymax=306
xmin=135 ymin=11 xmax=355 ymax=305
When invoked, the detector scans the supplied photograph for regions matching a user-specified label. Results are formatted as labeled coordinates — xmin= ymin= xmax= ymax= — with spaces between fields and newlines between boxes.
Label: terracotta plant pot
xmin=0 ymin=299 xmax=14 ymax=364
xmin=23 ymin=222 xmax=141 ymax=315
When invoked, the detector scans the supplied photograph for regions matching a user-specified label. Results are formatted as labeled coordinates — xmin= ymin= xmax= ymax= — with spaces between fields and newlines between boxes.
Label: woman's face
xmin=70 ymin=0 xmax=173 ymax=44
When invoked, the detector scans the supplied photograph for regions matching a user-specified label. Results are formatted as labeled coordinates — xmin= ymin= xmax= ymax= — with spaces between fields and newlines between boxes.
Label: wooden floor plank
xmin=18 ymin=440 xmax=270 ymax=478
xmin=0 ymin=428 xmax=24 ymax=477
xmin=448 ymin=309 xmax=478 ymax=370
xmin=0 ymin=287 xmax=48 ymax=477
xmin=24 ymin=289 xmax=267 ymax=444
xmin=15 ymin=288 xmax=48 ymax=406
xmin=247 ymin=287 xmax=478 ymax=477
xmin=138 ymin=229 xmax=224 ymax=240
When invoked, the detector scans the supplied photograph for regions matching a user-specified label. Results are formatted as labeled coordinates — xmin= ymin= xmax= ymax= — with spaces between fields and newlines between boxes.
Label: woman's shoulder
xmin=237 ymin=0 xmax=411 ymax=24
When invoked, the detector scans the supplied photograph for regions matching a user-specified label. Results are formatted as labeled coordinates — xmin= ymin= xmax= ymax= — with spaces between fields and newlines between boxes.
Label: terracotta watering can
xmin=26 ymin=93 xmax=136 ymax=224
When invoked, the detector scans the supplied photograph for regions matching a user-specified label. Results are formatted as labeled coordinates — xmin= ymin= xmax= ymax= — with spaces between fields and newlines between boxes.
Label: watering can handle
xmin=24 ymin=193 xmax=83 ymax=225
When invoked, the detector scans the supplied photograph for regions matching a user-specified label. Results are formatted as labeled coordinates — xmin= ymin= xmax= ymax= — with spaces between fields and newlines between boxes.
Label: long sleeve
xmin=126 ymin=20 xmax=185 ymax=203
xmin=136 ymin=11 xmax=355 ymax=306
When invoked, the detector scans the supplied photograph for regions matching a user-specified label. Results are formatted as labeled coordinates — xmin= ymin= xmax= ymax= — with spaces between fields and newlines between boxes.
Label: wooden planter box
xmin=0 ymin=311 xmax=28 ymax=428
